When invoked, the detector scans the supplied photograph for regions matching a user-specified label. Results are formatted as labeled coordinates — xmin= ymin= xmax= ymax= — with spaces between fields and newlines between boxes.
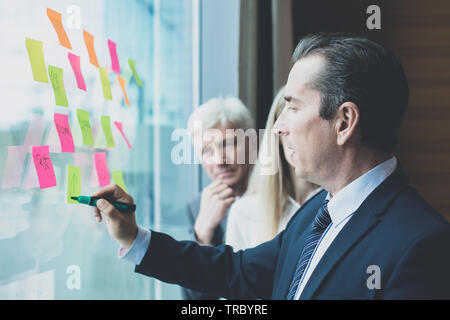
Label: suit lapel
xmin=299 ymin=164 xmax=410 ymax=299
xmin=275 ymin=191 xmax=327 ymax=299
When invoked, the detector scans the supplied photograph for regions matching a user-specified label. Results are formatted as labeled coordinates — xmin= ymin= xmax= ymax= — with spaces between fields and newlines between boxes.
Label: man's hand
xmin=92 ymin=184 xmax=138 ymax=250
xmin=194 ymin=180 xmax=235 ymax=245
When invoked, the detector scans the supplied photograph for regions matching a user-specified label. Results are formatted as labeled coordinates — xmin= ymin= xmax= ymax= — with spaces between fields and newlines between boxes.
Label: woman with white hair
xmin=182 ymin=96 xmax=255 ymax=300
xmin=225 ymin=87 xmax=322 ymax=251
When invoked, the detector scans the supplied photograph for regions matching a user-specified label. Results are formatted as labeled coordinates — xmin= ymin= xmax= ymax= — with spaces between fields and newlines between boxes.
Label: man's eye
xmin=202 ymin=147 xmax=212 ymax=155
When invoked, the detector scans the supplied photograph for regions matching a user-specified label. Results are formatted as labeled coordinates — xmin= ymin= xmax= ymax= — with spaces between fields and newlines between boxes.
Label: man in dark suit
xmin=92 ymin=33 xmax=450 ymax=299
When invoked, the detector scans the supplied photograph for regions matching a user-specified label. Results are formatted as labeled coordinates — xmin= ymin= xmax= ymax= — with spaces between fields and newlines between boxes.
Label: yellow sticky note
xmin=48 ymin=65 xmax=68 ymax=107
xmin=112 ymin=170 xmax=127 ymax=192
xmin=99 ymin=66 xmax=112 ymax=100
xmin=128 ymin=59 xmax=143 ymax=86
xmin=25 ymin=38 xmax=48 ymax=83
xmin=101 ymin=115 xmax=115 ymax=148
xmin=76 ymin=109 xmax=94 ymax=146
xmin=67 ymin=165 xmax=81 ymax=204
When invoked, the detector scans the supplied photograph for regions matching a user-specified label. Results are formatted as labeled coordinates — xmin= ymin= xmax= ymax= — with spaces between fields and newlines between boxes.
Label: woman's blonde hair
xmin=244 ymin=86 xmax=297 ymax=242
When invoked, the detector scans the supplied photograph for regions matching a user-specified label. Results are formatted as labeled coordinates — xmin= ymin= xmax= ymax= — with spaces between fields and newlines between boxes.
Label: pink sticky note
xmin=108 ymin=40 xmax=120 ymax=74
xmin=94 ymin=152 xmax=110 ymax=187
xmin=68 ymin=52 xmax=87 ymax=91
xmin=2 ymin=146 xmax=27 ymax=189
xmin=54 ymin=113 xmax=75 ymax=153
xmin=114 ymin=121 xmax=133 ymax=149
xmin=32 ymin=146 xmax=57 ymax=189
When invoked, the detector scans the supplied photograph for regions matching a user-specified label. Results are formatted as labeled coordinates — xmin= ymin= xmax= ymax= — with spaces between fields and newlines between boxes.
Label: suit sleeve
xmin=135 ymin=229 xmax=284 ymax=300
xmin=180 ymin=200 xmax=223 ymax=300
xmin=382 ymin=227 xmax=450 ymax=299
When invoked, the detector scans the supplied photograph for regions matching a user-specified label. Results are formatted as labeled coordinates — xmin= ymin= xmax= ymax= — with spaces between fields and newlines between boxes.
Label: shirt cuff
xmin=117 ymin=225 xmax=152 ymax=265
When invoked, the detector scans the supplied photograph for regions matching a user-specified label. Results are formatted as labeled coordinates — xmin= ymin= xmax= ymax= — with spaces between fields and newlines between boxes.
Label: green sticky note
xmin=112 ymin=170 xmax=127 ymax=192
xmin=99 ymin=66 xmax=112 ymax=100
xmin=67 ymin=165 xmax=81 ymax=204
xmin=25 ymin=38 xmax=49 ymax=83
xmin=48 ymin=65 xmax=68 ymax=106
xmin=128 ymin=59 xmax=143 ymax=86
xmin=101 ymin=115 xmax=115 ymax=148
xmin=76 ymin=109 xmax=94 ymax=146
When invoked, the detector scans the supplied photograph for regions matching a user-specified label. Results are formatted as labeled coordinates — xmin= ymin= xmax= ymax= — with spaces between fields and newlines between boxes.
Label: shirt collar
xmin=325 ymin=156 xmax=397 ymax=226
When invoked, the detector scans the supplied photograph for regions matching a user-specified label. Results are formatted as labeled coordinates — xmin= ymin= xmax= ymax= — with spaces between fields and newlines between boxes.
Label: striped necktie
xmin=286 ymin=199 xmax=331 ymax=300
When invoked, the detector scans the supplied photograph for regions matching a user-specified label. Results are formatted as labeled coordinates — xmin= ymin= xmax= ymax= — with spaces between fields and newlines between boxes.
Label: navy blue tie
xmin=286 ymin=199 xmax=331 ymax=300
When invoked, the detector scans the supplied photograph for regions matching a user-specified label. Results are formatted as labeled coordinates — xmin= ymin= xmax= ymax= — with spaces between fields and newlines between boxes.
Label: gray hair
xmin=187 ymin=96 xmax=254 ymax=136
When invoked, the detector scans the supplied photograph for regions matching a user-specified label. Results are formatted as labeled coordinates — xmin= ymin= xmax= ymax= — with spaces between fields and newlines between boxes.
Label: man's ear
xmin=335 ymin=102 xmax=360 ymax=146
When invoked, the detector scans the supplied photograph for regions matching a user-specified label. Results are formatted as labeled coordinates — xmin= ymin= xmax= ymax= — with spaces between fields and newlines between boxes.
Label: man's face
xmin=193 ymin=124 xmax=251 ymax=187
xmin=274 ymin=55 xmax=337 ymax=184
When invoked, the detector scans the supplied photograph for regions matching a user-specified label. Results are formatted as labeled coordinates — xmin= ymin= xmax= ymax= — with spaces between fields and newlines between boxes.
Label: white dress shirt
xmin=294 ymin=156 xmax=397 ymax=299
xmin=119 ymin=157 xmax=397 ymax=300
xmin=225 ymin=188 xmax=323 ymax=251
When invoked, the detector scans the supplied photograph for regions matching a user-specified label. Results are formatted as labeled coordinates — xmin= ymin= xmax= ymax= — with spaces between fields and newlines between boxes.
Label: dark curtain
xmin=239 ymin=0 xmax=294 ymax=130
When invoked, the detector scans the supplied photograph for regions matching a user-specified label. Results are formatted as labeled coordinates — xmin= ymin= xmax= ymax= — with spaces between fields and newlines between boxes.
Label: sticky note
xmin=24 ymin=114 xmax=46 ymax=148
xmin=114 ymin=121 xmax=132 ymax=149
xmin=99 ymin=67 xmax=112 ymax=100
xmin=101 ymin=116 xmax=115 ymax=148
xmin=83 ymin=30 xmax=99 ymax=67
xmin=48 ymin=65 xmax=68 ymax=107
xmin=128 ymin=59 xmax=143 ymax=86
xmin=117 ymin=75 xmax=130 ymax=106
xmin=67 ymin=165 xmax=81 ymax=204
xmin=68 ymin=52 xmax=86 ymax=91
xmin=94 ymin=152 xmax=110 ymax=187
xmin=76 ymin=109 xmax=94 ymax=146
xmin=112 ymin=170 xmax=127 ymax=192
xmin=32 ymin=146 xmax=57 ymax=189
xmin=25 ymin=38 xmax=48 ymax=83
xmin=46 ymin=8 xmax=72 ymax=50
xmin=1 ymin=146 xmax=27 ymax=189
xmin=54 ymin=113 xmax=75 ymax=153
xmin=23 ymin=156 xmax=40 ymax=189
xmin=108 ymin=40 xmax=120 ymax=74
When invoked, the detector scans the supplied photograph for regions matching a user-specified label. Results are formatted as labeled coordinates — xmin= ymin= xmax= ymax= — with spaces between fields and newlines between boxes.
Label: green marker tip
xmin=71 ymin=196 xmax=79 ymax=200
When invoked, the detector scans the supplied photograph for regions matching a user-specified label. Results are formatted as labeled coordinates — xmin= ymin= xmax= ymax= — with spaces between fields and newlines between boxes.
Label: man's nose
xmin=273 ymin=111 xmax=289 ymax=137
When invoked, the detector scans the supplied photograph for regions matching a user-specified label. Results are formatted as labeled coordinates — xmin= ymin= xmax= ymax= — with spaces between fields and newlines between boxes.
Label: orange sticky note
xmin=117 ymin=75 xmax=130 ymax=106
xmin=46 ymin=8 xmax=72 ymax=50
xmin=83 ymin=30 xmax=99 ymax=67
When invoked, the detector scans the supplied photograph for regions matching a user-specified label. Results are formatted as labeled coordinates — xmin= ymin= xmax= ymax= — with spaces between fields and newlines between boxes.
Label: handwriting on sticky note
xmin=99 ymin=67 xmax=112 ymax=100
xmin=128 ymin=59 xmax=143 ymax=86
xmin=25 ymin=38 xmax=48 ymax=83
xmin=94 ymin=152 xmax=110 ymax=187
xmin=101 ymin=116 xmax=115 ymax=148
xmin=68 ymin=52 xmax=86 ymax=91
xmin=117 ymin=76 xmax=130 ymax=106
xmin=108 ymin=40 xmax=120 ymax=74
xmin=76 ymin=109 xmax=94 ymax=146
xmin=114 ymin=121 xmax=132 ymax=149
xmin=46 ymin=8 xmax=72 ymax=50
xmin=83 ymin=30 xmax=99 ymax=67
xmin=112 ymin=170 xmax=127 ymax=192
xmin=54 ymin=113 xmax=75 ymax=153
xmin=67 ymin=165 xmax=81 ymax=204
xmin=32 ymin=146 xmax=57 ymax=189
xmin=48 ymin=65 xmax=68 ymax=107
xmin=2 ymin=146 xmax=27 ymax=189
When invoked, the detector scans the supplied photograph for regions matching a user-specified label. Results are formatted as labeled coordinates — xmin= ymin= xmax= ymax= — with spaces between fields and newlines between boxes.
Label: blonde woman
xmin=225 ymin=87 xmax=322 ymax=250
